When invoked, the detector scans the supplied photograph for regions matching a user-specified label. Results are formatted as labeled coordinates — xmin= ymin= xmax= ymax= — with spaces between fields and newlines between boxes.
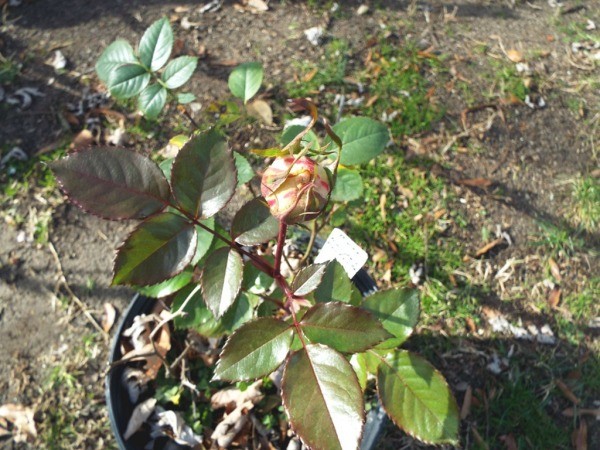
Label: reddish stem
xmin=274 ymin=221 xmax=288 ymax=276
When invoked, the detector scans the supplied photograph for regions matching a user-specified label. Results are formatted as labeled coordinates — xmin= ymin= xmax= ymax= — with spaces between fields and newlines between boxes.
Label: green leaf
xmin=280 ymin=125 xmax=319 ymax=150
xmin=228 ymin=61 xmax=263 ymax=103
xmin=51 ymin=147 xmax=170 ymax=220
xmin=159 ymin=158 xmax=174 ymax=181
xmin=162 ymin=56 xmax=198 ymax=89
xmin=172 ymin=285 xmax=227 ymax=337
xmin=362 ymin=288 xmax=420 ymax=349
xmin=327 ymin=117 xmax=390 ymax=165
xmin=313 ymin=261 xmax=359 ymax=305
xmin=136 ymin=270 xmax=192 ymax=298
xmin=138 ymin=83 xmax=167 ymax=120
xmin=300 ymin=302 xmax=392 ymax=353
xmin=201 ymin=247 xmax=244 ymax=319
xmin=191 ymin=218 xmax=215 ymax=266
xmin=350 ymin=354 xmax=368 ymax=391
xmin=250 ymin=147 xmax=288 ymax=158
xmin=241 ymin=262 xmax=274 ymax=294
xmin=96 ymin=39 xmax=137 ymax=84
xmin=291 ymin=263 xmax=327 ymax=296
xmin=107 ymin=63 xmax=151 ymax=99
xmin=377 ymin=350 xmax=459 ymax=445
xmin=231 ymin=198 xmax=279 ymax=246
xmin=233 ymin=152 xmax=255 ymax=186
xmin=138 ymin=17 xmax=173 ymax=71
xmin=171 ymin=130 xmax=237 ymax=219
xmin=221 ymin=292 xmax=254 ymax=332
xmin=177 ymin=92 xmax=196 ymax=104
xmin=113 ymin=212 xmax=197 ymax=286
xmin=213 ymin=318 xmax=293 ymax=381
xmin=282 ymin=344 xmax=364 ymax=450
xmin=331 ymin=168 xmax=363 ymax=202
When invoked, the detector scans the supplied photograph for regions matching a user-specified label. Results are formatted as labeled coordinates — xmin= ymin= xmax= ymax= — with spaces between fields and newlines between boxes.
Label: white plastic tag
xmin=315 ymin=228 xmax=368 ymax=278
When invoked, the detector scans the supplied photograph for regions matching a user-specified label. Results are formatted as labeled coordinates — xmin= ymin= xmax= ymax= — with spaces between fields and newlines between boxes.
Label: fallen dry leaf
xmin=547 ymin=287 xmax=561 ymax=308
xmin=456 ymin=178 xmax=493 ymax=188
xmin=0 ymin=404 xmax=37 ymax=443
xmin=246 ymin=99 xmax=273 ymax=125
xmin=101 ymin=302 xmax=117 ymax=333
xmin=70 ymin=129 xmax=94 ymax=150
xmin=475 ymin=238 xmax=505 ymax=257
xmin=124 ymin=398 xmax=157 ymax=440
xmin=460 ymin=385 xmax=472 ymax=419
xmin=465 ymin=316 xmax=477 ymax=333
xmin=211 ymin=381 xmax=263 ymax=409
xmin=303 ymin=67 xmax=318 ymax=82
xmin=562 ymin=407 xmax=600 ymax=418
xmin=572 ymin=419 xmax=588 ymax=450
xmin=549 ymin=258 xmax=562 ymax=282
xmin=555 ymin=379 xmax=580 ymax=405
xmin=506 ymin=49 xmax=524 ymax=63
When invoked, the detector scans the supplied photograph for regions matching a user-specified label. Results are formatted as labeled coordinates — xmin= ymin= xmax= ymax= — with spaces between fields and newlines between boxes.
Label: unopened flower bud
xmin=261 ymin=156 xmax=330 ymax=224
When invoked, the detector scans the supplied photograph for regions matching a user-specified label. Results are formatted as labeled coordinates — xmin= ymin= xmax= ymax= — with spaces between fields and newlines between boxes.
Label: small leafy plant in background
xmin=51 ymin=17 xmax=459 ymax=450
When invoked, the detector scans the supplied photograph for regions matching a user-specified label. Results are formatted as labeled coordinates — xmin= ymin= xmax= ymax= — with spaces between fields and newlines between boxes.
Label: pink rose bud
xmin=261 ymin=156 xmax=330 ymax=224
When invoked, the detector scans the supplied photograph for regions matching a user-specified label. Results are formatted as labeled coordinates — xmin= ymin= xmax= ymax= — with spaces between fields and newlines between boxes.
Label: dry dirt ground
xmin=0 ymin=1 xmax=598 ymax=449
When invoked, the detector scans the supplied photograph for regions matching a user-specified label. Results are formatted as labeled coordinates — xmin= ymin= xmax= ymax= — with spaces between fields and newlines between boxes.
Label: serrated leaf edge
xmin=281 ymin=344 xmax=366 ymax=450
xmin=111 ymin=214 xmax=197 ymax=286
xmin=50 ymin=148 xmax=171 ymax=221
xmin=213 ymin=317 xmax=293 ymax=382
xmin=170 ymin=132 xmax=238 ymax=219
xmin=375 ymin=350 xmax=460 ymax=446
xmin=199 ymin=247 xmax=244 ymax=319
xmin=299 ymin=302 xmax=393 ymax=353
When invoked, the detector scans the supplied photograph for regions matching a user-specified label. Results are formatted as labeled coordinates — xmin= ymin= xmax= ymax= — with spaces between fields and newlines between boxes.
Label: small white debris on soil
xmin=357 ymin=4 xmax=369 ymax=16
xmin=409 ymin=263 xmax=425 ymax=285
xmin=586 ymin=20 xmax=596 ymax=31
xmin=588 ymin=317 xmax=600 ymax=329
xmin=487 ymin=352 xmax=509 ymax=374
xmin=488 ymin=315 xmax=556 ymax=345
xmin=50 ymin=50 xmax=67 ymax=70
xmin=199 ymin=0 xmax=222 ymax=14
xmin=304 ymin=26 xmax=325 ymax=46
xmin=330 ymin=2 xmax=339 ymax=13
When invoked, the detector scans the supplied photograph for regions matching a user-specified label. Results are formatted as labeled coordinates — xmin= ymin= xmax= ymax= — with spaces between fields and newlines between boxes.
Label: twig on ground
xmin=47 ymin=241 xmax=108 ymax=339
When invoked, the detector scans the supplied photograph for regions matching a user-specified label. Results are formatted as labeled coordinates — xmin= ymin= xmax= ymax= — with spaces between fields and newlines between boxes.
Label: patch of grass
xmin=474 ymin=371 xmax=570 ymax=449
xmin=530 ymin=221 xmax=584 ymax=257
xmin=344 ymin=153 xmax=479 ymax=328
xmin=564 ymin=277 xmax=600 ymax=323
xmin=360 ymin=39 xmax=445 ymax=138
xmin=38 ymin=335 xmax=115 ymax=450
xmin=572 ymin=175 xmax=599 ymax=232
xmin=286 ymin=38 xmax=350 ymax=99
xmin=0 ymin=52 xmax=21 ymax=84
xmin=487 ymin=59 xmax=529 ymax=101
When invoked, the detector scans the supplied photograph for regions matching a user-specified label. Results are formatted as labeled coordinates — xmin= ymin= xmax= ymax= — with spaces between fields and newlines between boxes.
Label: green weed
xmin=0 ymin=52 xmax=21 ymax=84
xmin=286 ymin=38 xmax=350 ymax=99
xmin=345 ymin=153 xmax=479 ymax=327
xmin=360 ymin=39 xmax=445 ymax=138
xmin=572 ymin=175 xmax=599 ymax=232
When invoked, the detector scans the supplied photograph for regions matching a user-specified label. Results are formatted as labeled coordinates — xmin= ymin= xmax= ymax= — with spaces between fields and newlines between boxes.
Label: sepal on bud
xmin=261 ymin=156 xmax=330 ymax=224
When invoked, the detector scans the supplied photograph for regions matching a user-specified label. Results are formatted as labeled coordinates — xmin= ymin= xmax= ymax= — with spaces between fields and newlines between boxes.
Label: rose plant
xmin=50 ymin=17 xmax=459 ymax=450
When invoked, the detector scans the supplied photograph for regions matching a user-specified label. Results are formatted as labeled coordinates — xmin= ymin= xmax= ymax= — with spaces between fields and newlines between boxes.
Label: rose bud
xmin=261 ymin=156 xmax=331 ymax=224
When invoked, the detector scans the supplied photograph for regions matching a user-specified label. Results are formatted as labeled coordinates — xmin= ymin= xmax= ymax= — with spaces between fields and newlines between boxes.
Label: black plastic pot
xmin=106 ymin=269 xmax=388 ymax=450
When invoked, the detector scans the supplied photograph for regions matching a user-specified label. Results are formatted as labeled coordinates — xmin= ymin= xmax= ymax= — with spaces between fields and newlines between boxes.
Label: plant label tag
xmin=315 ymin=228 xmax=368 ymax=278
